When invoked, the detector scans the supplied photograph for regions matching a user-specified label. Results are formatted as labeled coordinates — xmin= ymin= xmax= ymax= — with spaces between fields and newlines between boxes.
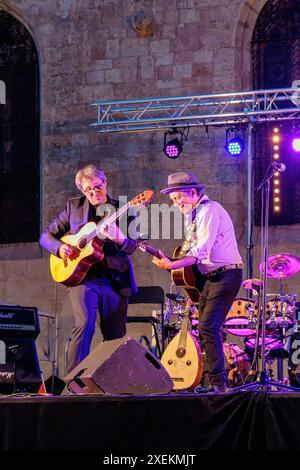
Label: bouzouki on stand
xmin=50 ymin=190 xmax=154 ymax=286
xmin=160 ymin=298 xmax=203 ymax=390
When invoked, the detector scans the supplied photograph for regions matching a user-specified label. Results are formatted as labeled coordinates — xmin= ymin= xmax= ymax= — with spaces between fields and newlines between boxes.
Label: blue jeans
xmin=197 ymin=269 xmax=243 ymax=387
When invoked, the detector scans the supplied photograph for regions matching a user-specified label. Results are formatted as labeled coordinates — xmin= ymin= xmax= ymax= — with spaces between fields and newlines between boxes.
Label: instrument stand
xmin=234 ymin=166 xmax=299 ymax=392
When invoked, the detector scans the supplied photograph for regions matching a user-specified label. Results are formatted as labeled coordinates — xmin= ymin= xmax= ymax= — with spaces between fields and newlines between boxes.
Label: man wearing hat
xmin=153 ymin=171 xmax=243 ymax=392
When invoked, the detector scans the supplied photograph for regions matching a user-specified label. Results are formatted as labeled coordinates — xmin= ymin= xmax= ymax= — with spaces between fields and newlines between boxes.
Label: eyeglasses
xmin=82 ymin=182 xmax=105 ymax=195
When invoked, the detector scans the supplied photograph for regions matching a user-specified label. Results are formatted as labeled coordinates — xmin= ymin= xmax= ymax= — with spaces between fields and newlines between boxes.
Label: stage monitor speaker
xmin=64 ymin=335 xmax=173 ymax=395
xmin=0 ymin=337 xmax=42 ymax=394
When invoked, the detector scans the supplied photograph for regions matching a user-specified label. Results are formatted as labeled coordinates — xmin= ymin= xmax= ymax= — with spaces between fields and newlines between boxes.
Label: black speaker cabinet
xmin=0 ymin=337 xmax=42 ymax=393
xmin=296 ymin=363 xmax=300 ymax=385
xmin=64 ymin=335 xmax=173 ymax=395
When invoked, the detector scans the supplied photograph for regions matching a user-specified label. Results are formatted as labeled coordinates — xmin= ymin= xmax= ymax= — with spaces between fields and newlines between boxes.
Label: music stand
xmin=234 ymin=163 xmax=300 ymax=392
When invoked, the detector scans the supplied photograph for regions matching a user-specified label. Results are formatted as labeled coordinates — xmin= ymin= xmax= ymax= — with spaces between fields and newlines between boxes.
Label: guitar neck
xmin=83 ymin=203 xmax=130 ymax=245
xmin=138 ymin=240 xmax=173 ymax=260
xmin=96 ymin=203 xmax=129 ymax=234
xmin=178 ymin=313 xmax=189 ymax=349
xmin=138 ymin=241 xmax=161 ymax=258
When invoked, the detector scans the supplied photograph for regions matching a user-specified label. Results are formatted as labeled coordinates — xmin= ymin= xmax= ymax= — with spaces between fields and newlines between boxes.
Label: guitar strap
xmin=177 ymin=210 xmax=197 ymax=258
xmin=178 ymin=198 xmax=209 ymax=258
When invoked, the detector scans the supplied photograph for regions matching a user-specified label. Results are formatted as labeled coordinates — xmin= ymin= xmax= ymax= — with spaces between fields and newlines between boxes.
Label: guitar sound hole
xmin=176 ymin=347 xmax=186 ymax=358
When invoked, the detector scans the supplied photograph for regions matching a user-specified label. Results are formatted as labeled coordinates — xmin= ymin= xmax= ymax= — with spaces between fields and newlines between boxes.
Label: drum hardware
xmin=163 ymin=292 xmax=197 ymax=345
xmin=235 ymin=157 xmax=300 ymax=391
xmin=165 ymin=293 xmax=187 ymax=304
xmin=246 ymin=302 xmax=257 ymax=329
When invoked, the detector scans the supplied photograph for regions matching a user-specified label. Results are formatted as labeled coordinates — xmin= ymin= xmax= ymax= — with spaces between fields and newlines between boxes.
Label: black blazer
xmin=39 ymin=195 xmax=137 ymax=297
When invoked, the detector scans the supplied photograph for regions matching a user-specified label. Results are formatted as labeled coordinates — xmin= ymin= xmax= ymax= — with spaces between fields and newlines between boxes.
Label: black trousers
xmin=197 ymin=268 xmax=243 ymax=387
xmin=67 ymin=277 xmax=128 ymax=374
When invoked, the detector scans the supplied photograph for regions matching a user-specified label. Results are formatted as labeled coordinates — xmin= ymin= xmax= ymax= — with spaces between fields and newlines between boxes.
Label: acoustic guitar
xmin=50 ymin=190 xmax=154 ymax=286
xmin=137 ymin=240 xmax=201 ymax=303
xmin=161 ymin=303 xmax=203 ymax=390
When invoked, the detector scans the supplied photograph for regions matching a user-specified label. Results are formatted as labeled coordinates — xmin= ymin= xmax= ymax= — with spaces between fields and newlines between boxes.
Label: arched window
xmin=252 ymin=0 xmax=300 ymax=225
xmin=0 ymin=10 xmax=40 ymax=243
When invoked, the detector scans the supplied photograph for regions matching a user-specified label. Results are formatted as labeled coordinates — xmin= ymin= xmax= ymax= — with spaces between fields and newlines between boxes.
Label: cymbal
xmin=242 ymin=278 xmax=263 ymax=291
xmin=259 ymin=253 xmax=300 ymax=279
xmin=166 ymin=293 xmax=186 ymax=304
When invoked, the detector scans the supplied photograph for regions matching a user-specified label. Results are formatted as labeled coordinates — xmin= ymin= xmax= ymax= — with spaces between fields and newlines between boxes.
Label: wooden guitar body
xmin=137 ymin=242 xmax=201 ymax=304
xmin=171 ymin=246 xmax=200 ymax=304
xmin=50 ymin=222 xmax=105 ymax=286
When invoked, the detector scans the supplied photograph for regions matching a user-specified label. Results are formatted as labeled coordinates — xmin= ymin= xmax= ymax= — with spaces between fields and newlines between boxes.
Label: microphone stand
xmin=234 ymin=164 xmax=299 ymax=392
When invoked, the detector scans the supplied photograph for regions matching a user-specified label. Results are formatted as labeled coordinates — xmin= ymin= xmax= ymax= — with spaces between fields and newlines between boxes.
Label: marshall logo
xmin=0 ymin=305 xmax=40 ymax=338
xmin=0 ymin=312 xmax=14 ymax=318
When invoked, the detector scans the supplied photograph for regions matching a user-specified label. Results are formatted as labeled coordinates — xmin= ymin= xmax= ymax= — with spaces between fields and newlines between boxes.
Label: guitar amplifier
xmin=0 ymin=305 xmax=40 ymax=338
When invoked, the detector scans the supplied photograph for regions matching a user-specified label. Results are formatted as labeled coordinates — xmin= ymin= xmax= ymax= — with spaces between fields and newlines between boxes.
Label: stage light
xmin=292 ymin=135 xmax=300 ymax=152
xmin=225 ymin=128 xmax=245 ymax=157
xmin=163 ymin=138 xmax=182 ymax=158
xmin=163 ymin=127 xmax=189 ymax=159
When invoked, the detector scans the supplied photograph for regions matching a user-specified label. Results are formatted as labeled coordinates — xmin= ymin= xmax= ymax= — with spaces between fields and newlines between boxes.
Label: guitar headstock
xmin=129 ymin=190 xmax=154 ymax=207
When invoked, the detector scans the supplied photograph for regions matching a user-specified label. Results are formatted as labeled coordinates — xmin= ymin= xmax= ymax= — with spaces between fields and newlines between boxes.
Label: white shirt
xmin=186 ymin=195 xmax=243 ymax=274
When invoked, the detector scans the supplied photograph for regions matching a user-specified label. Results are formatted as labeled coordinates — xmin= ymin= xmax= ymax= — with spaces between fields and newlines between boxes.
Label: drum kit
xmin=163 ymin=253 xmax=300 ymax=388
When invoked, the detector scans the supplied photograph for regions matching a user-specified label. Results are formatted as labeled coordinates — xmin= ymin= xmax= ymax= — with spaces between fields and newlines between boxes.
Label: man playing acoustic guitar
xmin=153 ymin=171 xmax=243 ymax=392
xmin=40 ymin=164 xmax=138 ymax=374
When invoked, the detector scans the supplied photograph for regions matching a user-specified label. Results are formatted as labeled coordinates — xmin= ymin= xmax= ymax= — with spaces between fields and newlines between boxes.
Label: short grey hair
xmin=75 ymin=164 xmax=107 ymax=191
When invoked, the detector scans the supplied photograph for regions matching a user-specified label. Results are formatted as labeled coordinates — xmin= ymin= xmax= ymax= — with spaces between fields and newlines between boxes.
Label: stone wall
xmin=0 ymin=0 xmax=299 ymax=378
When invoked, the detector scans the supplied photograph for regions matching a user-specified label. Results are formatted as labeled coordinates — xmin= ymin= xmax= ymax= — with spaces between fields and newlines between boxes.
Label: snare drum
xmin=224 ymin=298 xmax=258 ymax=336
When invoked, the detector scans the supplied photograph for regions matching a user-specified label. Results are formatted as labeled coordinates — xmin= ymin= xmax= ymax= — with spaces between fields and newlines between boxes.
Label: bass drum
xmin=223 ymin=342 xmax=250 ymax=387
xmin=224 ymin=298 xmax=258 ymax=336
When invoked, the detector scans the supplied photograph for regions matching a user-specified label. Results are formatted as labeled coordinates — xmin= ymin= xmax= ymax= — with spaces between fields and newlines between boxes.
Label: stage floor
xmin=0 ymin=388 xmax=300 ymax=454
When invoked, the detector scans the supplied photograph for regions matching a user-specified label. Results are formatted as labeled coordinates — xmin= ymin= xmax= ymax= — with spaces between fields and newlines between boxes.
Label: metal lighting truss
xmin=91 ymin=87 xmax=300 ymax=279
xmin=91 ymin=87 xmax=300 ymax=133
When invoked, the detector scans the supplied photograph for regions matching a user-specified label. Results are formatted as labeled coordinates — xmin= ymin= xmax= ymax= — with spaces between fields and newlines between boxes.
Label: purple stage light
xmin=163 ymin=138 xmax=182 ymax=159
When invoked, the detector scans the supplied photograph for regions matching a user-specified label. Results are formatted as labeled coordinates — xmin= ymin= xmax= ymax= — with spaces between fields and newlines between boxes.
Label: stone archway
xmin=233 ymin=0 xmax=268 ymax=90
xmin=0 ymin=8 xmax=40 ymax=244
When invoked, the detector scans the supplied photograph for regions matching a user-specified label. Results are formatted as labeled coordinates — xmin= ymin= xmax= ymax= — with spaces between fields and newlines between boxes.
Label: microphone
xmin=272 ymin=161 xmax=286 ymax=172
